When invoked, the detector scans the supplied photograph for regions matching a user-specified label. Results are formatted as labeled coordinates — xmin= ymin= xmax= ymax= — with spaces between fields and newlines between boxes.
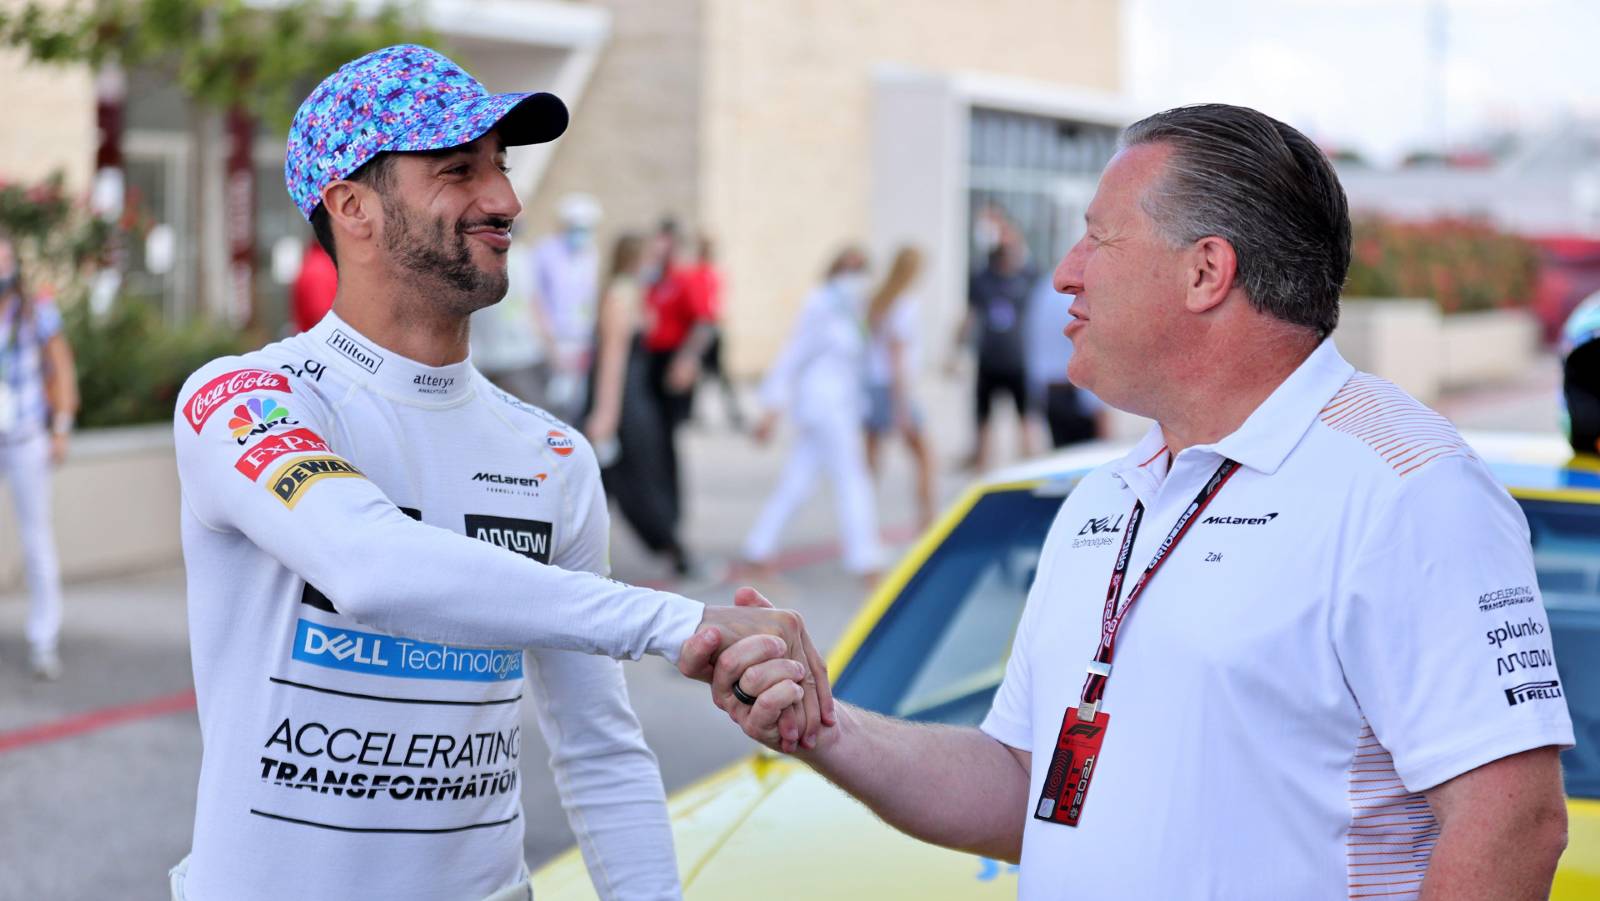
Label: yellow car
xmin=535 ymin=438 xmax=1599 ymax=898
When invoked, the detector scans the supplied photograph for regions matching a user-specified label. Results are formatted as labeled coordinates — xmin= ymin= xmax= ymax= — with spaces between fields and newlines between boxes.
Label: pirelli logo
xmin=268 ymin=456 xmax=364 ymax=508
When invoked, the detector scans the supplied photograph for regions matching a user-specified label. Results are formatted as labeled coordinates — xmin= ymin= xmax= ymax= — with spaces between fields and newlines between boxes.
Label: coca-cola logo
xmin=185 ymin=369 xmax=292 ymax=432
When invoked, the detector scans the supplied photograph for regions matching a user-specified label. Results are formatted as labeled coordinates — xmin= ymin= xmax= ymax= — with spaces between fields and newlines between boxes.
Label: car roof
xmin=975 ymin=431 xmax=1600 ymax=498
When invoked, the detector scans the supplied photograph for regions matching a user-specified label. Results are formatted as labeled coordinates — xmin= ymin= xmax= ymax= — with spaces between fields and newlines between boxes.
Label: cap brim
xmin=495 ymin=92 xmax=568 ymax=146
xmin=389 ymin=90 xmax=568 ymax=156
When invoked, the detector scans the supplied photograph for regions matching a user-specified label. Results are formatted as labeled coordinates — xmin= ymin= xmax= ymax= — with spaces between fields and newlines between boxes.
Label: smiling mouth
xmin=463 ymin=227 xmax=512 ymax=251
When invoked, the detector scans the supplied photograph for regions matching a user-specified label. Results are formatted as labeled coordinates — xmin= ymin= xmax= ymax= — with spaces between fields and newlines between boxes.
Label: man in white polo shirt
xmin=690 ymin=103 xmax=1574 ymax=899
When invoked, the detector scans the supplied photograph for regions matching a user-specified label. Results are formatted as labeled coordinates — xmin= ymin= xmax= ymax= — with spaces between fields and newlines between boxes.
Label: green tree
xmin=0 ymin=0 xmax=436 ymax=324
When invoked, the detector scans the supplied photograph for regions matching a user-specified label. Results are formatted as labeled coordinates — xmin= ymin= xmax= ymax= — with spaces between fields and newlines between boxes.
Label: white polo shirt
xmin=981 ymin=339 xmax=1574 ymax=901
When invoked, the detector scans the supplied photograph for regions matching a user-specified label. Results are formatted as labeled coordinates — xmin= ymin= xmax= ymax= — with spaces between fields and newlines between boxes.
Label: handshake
xmin=677 ymin=587 xmax=834 ymax=754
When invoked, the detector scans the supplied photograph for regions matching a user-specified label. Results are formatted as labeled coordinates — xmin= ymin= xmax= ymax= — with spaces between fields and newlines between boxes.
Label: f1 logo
xmin=1064 ymin=722 xmax=1103 ymax=739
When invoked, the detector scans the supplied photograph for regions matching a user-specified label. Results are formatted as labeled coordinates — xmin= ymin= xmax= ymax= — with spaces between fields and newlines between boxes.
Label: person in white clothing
xmin=0 ymin=232 xmax=78 ymax=680
xmin=170 ymin=44 xmax=832 ymax=901
xmin=529 ymin=193 xmax=602 ymax=420
xmin=695 ymin=104 xmax=1573 ymax=899
xmin=744 ymin=247 xmax=884 ymax=577
xmin=862 ymin=246 xmax=936 ymax=530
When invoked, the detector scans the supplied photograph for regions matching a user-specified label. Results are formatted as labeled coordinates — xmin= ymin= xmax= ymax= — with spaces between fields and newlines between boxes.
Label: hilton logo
xmin=327 ymin=329 xmax=383 ymax=374
xmin=465 ymin=514 xmax=553 ymax=564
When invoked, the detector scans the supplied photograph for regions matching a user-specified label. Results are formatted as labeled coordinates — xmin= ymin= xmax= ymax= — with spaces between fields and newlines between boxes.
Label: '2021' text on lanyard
xmin=1034 ymin=457 xmax=1240 ymax=828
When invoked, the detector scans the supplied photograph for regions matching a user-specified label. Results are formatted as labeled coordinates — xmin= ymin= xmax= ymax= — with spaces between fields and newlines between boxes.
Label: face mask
xmin=564 ymin=227 xmax=591 ymax=250
xmin=833 ymin=271 xmax=870 ymax=302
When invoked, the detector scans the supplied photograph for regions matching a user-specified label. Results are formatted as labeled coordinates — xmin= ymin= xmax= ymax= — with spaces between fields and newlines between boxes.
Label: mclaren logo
xmin=1201 ymin=512 xmax=1279 ymax=526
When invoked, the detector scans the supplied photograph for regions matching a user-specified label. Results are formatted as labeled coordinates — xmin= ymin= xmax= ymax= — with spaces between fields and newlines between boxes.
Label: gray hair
xmin=1121 ymin=104 xmax=1350 ymax=338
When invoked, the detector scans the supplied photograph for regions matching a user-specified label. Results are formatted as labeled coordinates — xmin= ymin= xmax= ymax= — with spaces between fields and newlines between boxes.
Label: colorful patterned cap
xmin=285 ymin=44 xmax=568 ymax=220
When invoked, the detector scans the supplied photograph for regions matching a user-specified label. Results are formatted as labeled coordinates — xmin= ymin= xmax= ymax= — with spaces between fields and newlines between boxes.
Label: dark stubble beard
xmin=382 ymin=193 xmax=510 ymax=317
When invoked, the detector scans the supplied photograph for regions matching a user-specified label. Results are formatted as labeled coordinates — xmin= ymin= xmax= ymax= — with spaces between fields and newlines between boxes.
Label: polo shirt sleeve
xmin=1334 ymin=455 xmax=1575 ymax=793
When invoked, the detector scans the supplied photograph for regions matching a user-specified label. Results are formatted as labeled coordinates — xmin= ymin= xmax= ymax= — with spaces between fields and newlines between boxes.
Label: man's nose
xmin=481 ymin=167 xmax=523 ymax=222
xmin=1053 ymin=236 xmax=1087 ymax=295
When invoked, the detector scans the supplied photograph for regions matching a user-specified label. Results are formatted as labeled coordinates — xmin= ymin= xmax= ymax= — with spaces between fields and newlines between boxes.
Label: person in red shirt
xmin=290 ymin=239 xmax=337 ymax=333
xmin=681 ymin=234 xmax=744 ymax=428
xmin=641 ymin=220 xmax=715 ymax=540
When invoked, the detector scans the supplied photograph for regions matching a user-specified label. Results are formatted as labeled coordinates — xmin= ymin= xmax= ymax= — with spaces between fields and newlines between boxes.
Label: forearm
xmin=589 ymin=306 xmax=629 ymax=425
xmin=800 ymin=703 xmax=1028 ymax=861
xmin=1419 ymin=808 xmax=1564 ymax=900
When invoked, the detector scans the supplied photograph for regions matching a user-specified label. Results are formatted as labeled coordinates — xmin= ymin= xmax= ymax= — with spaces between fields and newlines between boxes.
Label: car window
xmin=1518 ymin=496 xmax=1600 ymax=799
xmin=832 ymin=485 xmax=1066 ymax=726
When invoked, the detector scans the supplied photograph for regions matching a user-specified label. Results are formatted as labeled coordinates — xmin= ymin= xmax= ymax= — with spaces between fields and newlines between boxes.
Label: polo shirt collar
xmin=1111 ymin=338 xmax=1355 ymax=488
xmin=309 ymin=311 xmax=476 ymax=405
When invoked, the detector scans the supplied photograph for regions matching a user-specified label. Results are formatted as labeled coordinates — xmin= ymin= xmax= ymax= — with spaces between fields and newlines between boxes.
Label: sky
xmin=1125 ymin=0 xmax=1600 ymax=165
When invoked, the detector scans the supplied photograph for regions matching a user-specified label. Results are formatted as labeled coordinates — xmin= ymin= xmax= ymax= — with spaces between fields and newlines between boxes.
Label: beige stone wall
xmin=524 ymin=0 xmax=704 ymax=256
xmin=0 ymin=0 xmax=96 ymax=189
xmin=701 ymin=0 xmax=1122 ymax=374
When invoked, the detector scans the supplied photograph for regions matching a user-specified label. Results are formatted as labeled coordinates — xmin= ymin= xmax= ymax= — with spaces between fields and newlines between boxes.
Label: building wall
xmin=0 ymin=0 xmax=95 ymax=189
xmin=526 ymin=0 xmax=704 ymax=252
xmin=700 ymin=0 xmax=1122 ymax=373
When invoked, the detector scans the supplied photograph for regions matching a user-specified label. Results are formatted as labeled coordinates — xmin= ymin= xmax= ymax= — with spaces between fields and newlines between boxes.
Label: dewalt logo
xmin=268 ymin=456 xmax=365 ymax=509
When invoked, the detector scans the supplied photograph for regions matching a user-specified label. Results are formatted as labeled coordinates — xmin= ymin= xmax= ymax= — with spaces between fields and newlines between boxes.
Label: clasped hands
xmin=678 ymin=587 xmax=834 ymax=754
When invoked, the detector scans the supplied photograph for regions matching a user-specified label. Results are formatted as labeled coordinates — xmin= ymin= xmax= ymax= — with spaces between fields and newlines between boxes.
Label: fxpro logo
xmin=1201 ymin=512 xmax=1279 ymax=526
xmin=292 ymin=620 xmax=523 ymax=682
xmin=1505 ymin=679 xmax=1563 ymax=706
xmin=466 ymin=514 xmax=553 ymax=564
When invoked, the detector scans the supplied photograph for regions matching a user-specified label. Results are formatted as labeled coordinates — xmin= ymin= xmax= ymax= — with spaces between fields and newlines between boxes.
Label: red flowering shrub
xmin=1345 ymin=216 xmax=1539 ymax=314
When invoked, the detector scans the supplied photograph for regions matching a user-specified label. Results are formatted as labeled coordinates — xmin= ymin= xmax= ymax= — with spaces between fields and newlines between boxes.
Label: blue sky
xmin=1127 ymin=0 xmax=1600 ymax=164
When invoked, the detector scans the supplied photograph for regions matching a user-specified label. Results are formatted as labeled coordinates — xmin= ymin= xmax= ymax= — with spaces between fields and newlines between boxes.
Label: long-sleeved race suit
xmin=173 ymin=311 xmax=703 ymax=900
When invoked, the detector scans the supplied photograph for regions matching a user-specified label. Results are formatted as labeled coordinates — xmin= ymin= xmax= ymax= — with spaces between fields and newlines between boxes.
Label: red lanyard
xmin=1075 ymin=457 xmax=1240 ymax=722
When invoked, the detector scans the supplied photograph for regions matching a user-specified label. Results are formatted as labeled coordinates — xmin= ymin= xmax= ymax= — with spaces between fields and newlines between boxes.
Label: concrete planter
xmin=1333 ymin=298 xmax=1541 ymax=403
xmin=0 ymin=423 xmax=180 ymax=589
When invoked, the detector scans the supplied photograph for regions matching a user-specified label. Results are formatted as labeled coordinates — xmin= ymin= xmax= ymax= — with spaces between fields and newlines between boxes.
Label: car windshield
xmin=834 ymin=486 xmax=1600 ymax=799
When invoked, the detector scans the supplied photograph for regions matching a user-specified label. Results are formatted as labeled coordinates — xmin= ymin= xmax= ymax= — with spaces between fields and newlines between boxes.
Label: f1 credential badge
xmin=1034 ymin=710 xmax=1110 ymax=828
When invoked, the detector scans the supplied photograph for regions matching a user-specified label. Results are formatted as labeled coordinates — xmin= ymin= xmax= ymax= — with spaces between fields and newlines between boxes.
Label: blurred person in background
xmin=290 ymin=238 xmax=337 ymax=333
xmin=529 ymin=192 xmax=602 ymax=422
xmin=468 ymin=224 xmax=545 ymax=402
xmin=1560 ymin=291 xmax=1600 ymax=462
xmin=954 ymin=238 xmax=1039 ymax=470
xmin=643 ymin=217 xmax=714 ymax=534
xmin=0 ymin=231 xmax=78 ymax=680
xmin=684 ymin=233 xmax=744 ymax=429
xmin=744 ymin=246 xmax=883 ymax=580
xmin=863 ymin=245 xmax=936 ymax=530
xmin=585 ymin=232 xmax=696 ymax=576
xmin=1025 ymin=270 xmax=1107 ymax=447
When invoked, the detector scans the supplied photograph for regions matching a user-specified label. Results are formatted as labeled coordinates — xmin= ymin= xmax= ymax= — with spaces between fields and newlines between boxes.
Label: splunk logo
xmin=292 ymin=619 xmax=523 ymax=682
xmin=466 ymin=514 xmax=553 ymax=564
xmin=1486 ymin=616 xmax=1544 ymax=649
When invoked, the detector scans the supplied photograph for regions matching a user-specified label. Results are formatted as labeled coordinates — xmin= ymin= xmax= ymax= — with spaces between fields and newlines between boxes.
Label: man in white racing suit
xmin=169 ymin=44 xmax=829 ymax=901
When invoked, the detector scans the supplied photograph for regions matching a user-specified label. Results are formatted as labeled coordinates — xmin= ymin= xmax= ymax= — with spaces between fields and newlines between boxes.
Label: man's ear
xmin=322 ymin=180 xmax=377 ymax=249
xmin=1184 ymin=235 xmax=1238 ymax=315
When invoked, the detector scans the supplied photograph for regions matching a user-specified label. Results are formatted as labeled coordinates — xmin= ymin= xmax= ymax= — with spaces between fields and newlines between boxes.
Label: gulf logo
xmin=547 ymin=430 xmax=575 ymax=457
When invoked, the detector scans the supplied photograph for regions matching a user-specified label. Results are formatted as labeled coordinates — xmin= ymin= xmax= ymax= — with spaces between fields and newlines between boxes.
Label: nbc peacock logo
xmin=229 ymin=397 xmax=298 ymax=445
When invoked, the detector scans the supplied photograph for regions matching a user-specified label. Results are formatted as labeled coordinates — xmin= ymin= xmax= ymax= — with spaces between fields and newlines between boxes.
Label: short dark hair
xmin=1121 ymin=104 xmax=1351 ymax=338
xmin=308 ymin=152 xmax=397 ymax=267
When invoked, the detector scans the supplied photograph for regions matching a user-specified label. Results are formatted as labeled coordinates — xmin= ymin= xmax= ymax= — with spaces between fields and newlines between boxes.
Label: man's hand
xmin=677 ymin=587 xmax=833 ymax=753
xmin=666 ymin=352 xmax=700 ymax=393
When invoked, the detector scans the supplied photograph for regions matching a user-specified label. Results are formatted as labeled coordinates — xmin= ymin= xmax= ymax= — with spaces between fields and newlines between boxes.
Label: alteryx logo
xmin=292 ymin=619 xmax=523 ymax=682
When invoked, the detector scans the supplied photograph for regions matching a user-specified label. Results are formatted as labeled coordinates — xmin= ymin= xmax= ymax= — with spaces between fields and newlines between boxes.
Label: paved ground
xmin=0 ymin=359 xmax=1566 ymax=900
